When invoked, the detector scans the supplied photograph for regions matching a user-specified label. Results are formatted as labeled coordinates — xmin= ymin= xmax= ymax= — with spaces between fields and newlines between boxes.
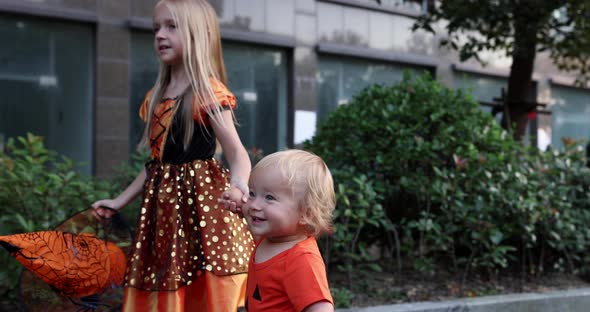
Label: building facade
xmin=0 ymin=0 xmax=588 ymax=177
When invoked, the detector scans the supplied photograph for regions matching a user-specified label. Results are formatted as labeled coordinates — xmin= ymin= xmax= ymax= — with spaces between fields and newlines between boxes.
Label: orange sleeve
xmin=211 ymin=78 xmax=236 ymax=110
xmin=139 ymin=89 xmax=154 ymax=122
xmin=283 ymin=250 xmax=333 ymax=311
xmin=192 ymin=79 xmax=236 ymax=121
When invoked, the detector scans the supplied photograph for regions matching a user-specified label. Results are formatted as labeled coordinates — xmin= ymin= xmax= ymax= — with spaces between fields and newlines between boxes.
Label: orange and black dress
xmin=123 ymin=81 xmax=254 ymax=312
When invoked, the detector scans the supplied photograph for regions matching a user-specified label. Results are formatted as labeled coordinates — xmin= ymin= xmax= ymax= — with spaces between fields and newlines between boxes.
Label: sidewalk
xmin=337 ymin=288 xmax=590 ymax=312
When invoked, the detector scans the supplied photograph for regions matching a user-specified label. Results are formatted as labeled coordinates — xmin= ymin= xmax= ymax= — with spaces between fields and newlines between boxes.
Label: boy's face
xmin=243 ymin=166 xmax=306 ymax=243
xmin=153 ymin=3 xmax=183 ymax=66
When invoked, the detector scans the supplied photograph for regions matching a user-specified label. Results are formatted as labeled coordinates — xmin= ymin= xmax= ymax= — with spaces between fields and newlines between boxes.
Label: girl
xmin=241 ymin=150 xmax=335 ymax=312
xmin=92 ymin=0 xmax=254 ymax=311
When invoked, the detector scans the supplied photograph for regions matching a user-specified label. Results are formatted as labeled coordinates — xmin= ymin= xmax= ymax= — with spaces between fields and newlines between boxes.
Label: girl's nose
xmin=155 ymin=29 xmax=165 ymax=39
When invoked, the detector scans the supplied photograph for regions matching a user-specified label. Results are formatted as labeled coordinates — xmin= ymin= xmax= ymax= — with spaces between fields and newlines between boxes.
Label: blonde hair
xmin=253 ymin=150 xmax=336 ymax=236
xmin=139 ymin=0 xmax=229 ymax=150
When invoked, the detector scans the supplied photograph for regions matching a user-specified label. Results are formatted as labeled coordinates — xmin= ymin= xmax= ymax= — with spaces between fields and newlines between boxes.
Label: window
xmin=326 ymin=0 xmax=428 ymax=13
xmin=130 ymin=33 xmax=289 ymax=156
xmin=129 ymin=33 xmax=159 ymax=152
xmin=317 ymin=55 xmax=431 ymax=122
xmin=0 ymin=14 xmax=94 ymax=173
xmin=453 ymin=72 xmax=506 ymax=114
xmin=223 ymin=42 xmax=288 ymax=153
xmin=356 ymin=0 xmax=427 ymax=12
xmin=454 ymin=71 xmax=546 ymax=149
xmin=550 ymin=85 xmax=590 ymax=149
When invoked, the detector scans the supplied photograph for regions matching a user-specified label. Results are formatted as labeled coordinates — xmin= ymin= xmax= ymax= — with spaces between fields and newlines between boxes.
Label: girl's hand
xmin=91 ymin=199 xmax=122 ymax=219
xmin=219 ymin=186 xmax=247 ymax=214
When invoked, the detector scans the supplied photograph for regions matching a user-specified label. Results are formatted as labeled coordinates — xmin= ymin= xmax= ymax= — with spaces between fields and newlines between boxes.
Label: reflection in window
xmin=550 ymin=86 xmax=590 ymax=149
xmin=355 ymin=0 xmax=426 ymax=12
xmin=453 ymin=72 xmax=506 ymax=116
xmin=130 ymin=34 xmax=288 ymax=156
xmin=223 ymin=42 xmax=288 ymax=154
xmin=130 ymin=34 xmax=159 ymax=151
xmin=453 ymin=71 xmax=544 ymax=149
xmin=0 ymin=14 xmax=93 ymax=173
xmin=317 ymin=55 xmax=431 ymax=123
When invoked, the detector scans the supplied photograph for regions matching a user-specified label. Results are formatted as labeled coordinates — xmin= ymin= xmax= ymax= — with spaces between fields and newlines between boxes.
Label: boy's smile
xmin=249 ymin=216 xmax=267 ymax=225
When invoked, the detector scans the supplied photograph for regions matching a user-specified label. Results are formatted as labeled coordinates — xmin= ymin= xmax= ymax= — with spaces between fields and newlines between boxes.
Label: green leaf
xmin=489 ymin=230 xmax=503 ymax=245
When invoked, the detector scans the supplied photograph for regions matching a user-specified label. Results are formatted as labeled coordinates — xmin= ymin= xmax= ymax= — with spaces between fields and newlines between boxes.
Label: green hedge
xmin=306 ymin=73 xmax=590 ymax=284
xmin=0 ymin=134 xmax=116 ymax=301
xmin=0 ymin=134 xmax=150 ymax=302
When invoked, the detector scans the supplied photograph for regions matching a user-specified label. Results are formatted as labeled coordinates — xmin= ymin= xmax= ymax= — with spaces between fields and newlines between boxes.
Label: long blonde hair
xmin=139 ymin=0 xmax=229 ymax=151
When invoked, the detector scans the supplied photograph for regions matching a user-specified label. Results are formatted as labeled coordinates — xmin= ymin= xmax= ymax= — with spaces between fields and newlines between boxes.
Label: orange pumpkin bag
xmin=0 ymin=208 xmax=132 ymax=311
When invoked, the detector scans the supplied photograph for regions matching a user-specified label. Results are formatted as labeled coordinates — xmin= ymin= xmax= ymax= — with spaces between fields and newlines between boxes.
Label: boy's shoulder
xmin=285 ymin=237 xmax=322 ymax=260
xmin=255 ymin=237 xmax=321 ymax=264
xmin=295 ymin=236 xmax=319 ymax=250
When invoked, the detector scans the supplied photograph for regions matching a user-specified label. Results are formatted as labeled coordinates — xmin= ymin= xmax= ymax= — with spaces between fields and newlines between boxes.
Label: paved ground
xmin=337 ymin=288 xmax=590 ymax=312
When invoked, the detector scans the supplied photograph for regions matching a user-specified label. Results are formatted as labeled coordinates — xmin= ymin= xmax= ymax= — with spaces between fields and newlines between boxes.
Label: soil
xmin=328 ymin=268 xmax=590 ymax=308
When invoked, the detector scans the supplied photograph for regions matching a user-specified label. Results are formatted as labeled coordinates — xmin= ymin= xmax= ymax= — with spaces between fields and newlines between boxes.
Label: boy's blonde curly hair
xmin=252 ymin=149 xmax=335 ymax=236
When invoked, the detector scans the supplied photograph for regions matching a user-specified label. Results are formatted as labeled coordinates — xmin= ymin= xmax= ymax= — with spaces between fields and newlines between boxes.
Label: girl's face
xmin=153 ymin=3 xmax=183 ymax=65
xmin=243 ymin=167 xmax=307 ymax=243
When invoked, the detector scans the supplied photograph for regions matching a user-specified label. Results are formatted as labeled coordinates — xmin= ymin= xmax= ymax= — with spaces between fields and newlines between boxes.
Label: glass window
xmin=354 ymin=0 xmax=425 ymax=12
xmin=130 ymin=33 xmax=288 ymax=156
xmin=550 ymin=86 xmax=590 ymax=149
xmin=317 ymin=55 xmax=431 ymax=122
xmin=0 ymin=14 xmax=94 ymax=173
xmin=129 ymin=33 xmax=159 ymax=151
xmin=454 ymin=71 xmax=546 ymax=149
xmin=453 ymin=72 xmax=506 ymax=114
xmin=223 ymin=42 xmax=288 ymax=153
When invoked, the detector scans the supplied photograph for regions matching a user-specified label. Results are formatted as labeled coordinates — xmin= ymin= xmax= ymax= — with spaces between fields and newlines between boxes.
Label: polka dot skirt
xmin=124 ymin=158 xmax=254 ymax=291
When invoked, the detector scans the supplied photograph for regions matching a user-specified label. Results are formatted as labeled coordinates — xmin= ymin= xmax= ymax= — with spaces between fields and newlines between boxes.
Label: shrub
xmin=320 ymin=167 xmax=394 ymax=287
xmin=306 ymin=73 xmax=517 ymax=271
xmin=0 ymin=134 xmax=113 ymax=300
xmin=306 ymin=73 xmax=590 ymax=281
xmin=331 ymin=286 xmax=355 ymax=308
xmin=306 ymin=73 xmax=510 ymax=218
xmin=530 ymin=142 xmax=590 ymax=274
xmin=108 ymin=149 xmax=151 ymax=228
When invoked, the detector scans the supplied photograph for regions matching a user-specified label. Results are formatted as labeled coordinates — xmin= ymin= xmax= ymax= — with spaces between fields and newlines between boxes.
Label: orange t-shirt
xmin=245 ymin=237 xmax=333 ymax=312
xmin=138 ymin=79 xmax=236 ymax=160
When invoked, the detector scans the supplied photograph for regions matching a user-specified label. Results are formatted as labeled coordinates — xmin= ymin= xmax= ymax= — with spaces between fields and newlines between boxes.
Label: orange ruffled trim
xmin=122 ymin=272 xmax=247 ymax=312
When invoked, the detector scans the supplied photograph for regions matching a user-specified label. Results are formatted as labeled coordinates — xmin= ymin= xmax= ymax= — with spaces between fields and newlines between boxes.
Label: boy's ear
xmin=298 ymin=207 xmax=309 ymax=226
xmin=298 ymin=214 xmax=315 ymax=234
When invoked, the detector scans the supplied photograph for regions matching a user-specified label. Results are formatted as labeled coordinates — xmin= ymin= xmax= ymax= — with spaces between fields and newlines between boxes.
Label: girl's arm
xmin=91 ymin=168 xmax=147 ymax=219
xmin=303 ymin=301 xmax=334 ymax=312
xmin=212 ymin=110 xmax=251 ymax=211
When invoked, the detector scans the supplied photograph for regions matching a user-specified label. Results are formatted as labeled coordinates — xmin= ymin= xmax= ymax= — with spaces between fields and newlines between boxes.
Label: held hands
xmin=91 ymin=199 xmax=122 ymax=219
xmin=219 ymin=179 xmax=248 ymax=214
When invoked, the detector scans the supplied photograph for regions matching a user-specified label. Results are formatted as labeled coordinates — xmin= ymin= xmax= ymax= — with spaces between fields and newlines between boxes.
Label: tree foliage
xmin=413 ymin=0 xmax=590 ymax=82
xmin=395 ymin=0 xmax=590 ymax=140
